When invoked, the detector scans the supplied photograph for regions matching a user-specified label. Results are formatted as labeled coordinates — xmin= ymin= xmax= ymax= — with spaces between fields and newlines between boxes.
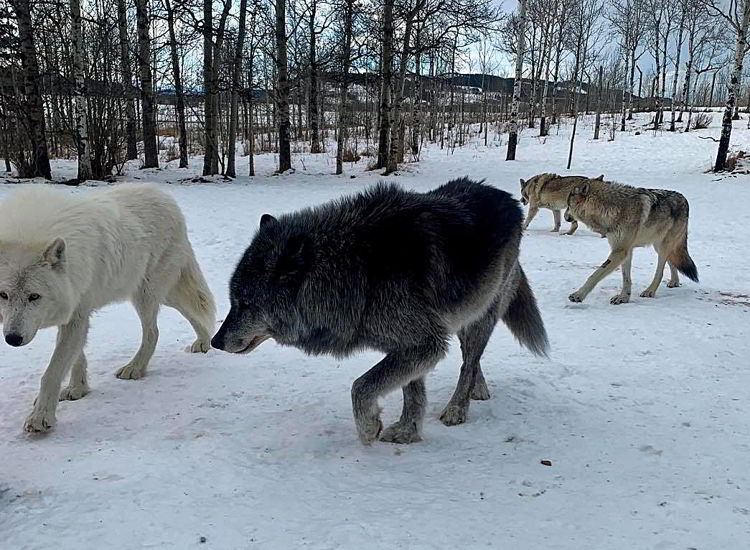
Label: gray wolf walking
xmin=211 ymin=178 xmax=548 ymax=445
xmin=564 ymin=178 xmax=699 ymax=305
xmin=521 ymin=173 xmax=604 ymax=235
xmin=0 ymin=185 xmax=216 ymax=432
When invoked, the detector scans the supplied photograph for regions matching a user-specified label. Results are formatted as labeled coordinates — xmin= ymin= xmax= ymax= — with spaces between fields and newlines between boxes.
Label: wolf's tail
xmin=169 ymin=248 xmax=217 ymax=334
xmin=668 ymin=222 xmax=699 ymax=283
xmin=501 ymin=267 xmax=549 ymax=357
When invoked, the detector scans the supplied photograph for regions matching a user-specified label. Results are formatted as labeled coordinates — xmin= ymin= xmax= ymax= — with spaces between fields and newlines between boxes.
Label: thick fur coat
xmin=212 ymin=178 xmax=548 ymax=444
xmin=0 ymin=185 xmax=215 ymax=432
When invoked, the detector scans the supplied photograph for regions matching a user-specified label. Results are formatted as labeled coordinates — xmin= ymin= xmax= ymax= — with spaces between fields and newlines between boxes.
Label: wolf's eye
xmin=0 ymin=292 xmax=7 ymax=300
xmin=28 ymin=293 xmax=40 ymax=302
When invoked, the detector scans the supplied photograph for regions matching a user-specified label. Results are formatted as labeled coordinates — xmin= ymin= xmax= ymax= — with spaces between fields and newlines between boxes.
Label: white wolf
xmin=0 ymin=184 xmax=216 ymax=433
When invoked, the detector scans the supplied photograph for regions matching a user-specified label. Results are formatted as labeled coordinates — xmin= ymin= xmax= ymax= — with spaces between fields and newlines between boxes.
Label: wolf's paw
xmin=640 ymin=289 xmax=657 ymax=298
xmin=568 ymin=291 xmax=585 ymax=303
xmin=439 ymin=404 xmax=468 ymax=426
xmin=550 ymin=228 xmax=561 ymax=233
xmin=59 ymin=384 xmax=89 ymax=401
xmin=471 ymin=380 xmax=491 ymax=401
xmin=380 ymin=421 xmax=422 ymax=444
xmin=189 ymin=338 xmax=211 ymax=353
xmin=116 ymin=363 xmax=145 ymax=380
xmin=667 ymin=280 xmax=680 ymax=288
xmin=610 ymin=294 xmax=630 ymax=305
xmin=354 ymin=413 xmax=383 ymax=445
xmin=24 ymin=409 xmax=55 ymax=433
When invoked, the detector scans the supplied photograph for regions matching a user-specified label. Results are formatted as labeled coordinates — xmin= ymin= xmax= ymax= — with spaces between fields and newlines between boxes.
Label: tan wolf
xmin=564 ymin=178 xmax=699 ymax=305
xmin=520 ymin=173 xmax=604 ymax=235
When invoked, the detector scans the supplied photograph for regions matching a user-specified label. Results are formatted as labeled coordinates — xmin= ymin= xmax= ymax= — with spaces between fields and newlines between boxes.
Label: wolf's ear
xmin=277 ymin=234 xmax=312 ymax=284
xmin=519 ymin=178 xmax=525 ymax=186
xmin=594 ymin=174 xmax=604 ymax=181
xmin=260 ymin=214 xmax=278 ymax=228
xmin=579 ymin=182 xmax=591 ymax=195
xmin=42 ymin=238 xmax=66 ymax=270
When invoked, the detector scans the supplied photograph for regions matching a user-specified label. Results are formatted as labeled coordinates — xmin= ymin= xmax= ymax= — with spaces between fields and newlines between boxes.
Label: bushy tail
xmin=170 ymin=249 xmax=217 ymax=331
xmin=501 ymin=267 xmax=549 ymax=357
xmin=668 ymin=227 xmax=699 ymax=283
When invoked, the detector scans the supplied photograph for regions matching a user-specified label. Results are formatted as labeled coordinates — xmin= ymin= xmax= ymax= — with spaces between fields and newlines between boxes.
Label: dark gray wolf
xmin=565 ymin=178 xmax=699 ymax=305
xmin=212 ymin=178 xmax=548 ymax=445
xmin=520 ymin=173 xmax=605 ymax=235
xmin=0 ymin=185 xmax=216 ymax=432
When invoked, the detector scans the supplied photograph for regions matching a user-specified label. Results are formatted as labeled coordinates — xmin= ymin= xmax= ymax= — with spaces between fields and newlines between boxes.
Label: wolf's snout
xmin=5 ymin=333 xmax=24 ymax=347
xmin=210 ymin=332 xmax=226 ymax=351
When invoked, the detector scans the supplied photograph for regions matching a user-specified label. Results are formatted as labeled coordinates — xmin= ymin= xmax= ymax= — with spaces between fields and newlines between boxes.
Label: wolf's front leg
xmin=25 ymin=314 xmax=90 ymax=433
xmin=522 ymin=206 xmax=539 ymax=230
xmin=569 ymin=248 xmax=629 ymax=303
xmin=351 ymin=343 xmax=445 ymax=445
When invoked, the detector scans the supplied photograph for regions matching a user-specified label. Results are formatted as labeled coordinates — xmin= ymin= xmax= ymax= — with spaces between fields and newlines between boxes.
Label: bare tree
xmin=506 ymin=0 xmax=527 ymax=161
xmin=135 ymin=0 xmax=159 ymax=168
xmin=9 ymin=0 xmax=52 ymax=179
xmin=116 ymin=0 xmax=138 ymax=160
xmin=163 ymin=0 xmax=189 ymax=168
xmin=702 ymin=0 xmax=750 ymax=171
xmin=276 ymin=0 xmax=292 ymax=172
xmin=335 ymin=0 xmax=354 ymax=174
xmin=70 ymin=0 xmax=92 ymax=180
xmin=566 ymin=0 xmax=603 ymax=169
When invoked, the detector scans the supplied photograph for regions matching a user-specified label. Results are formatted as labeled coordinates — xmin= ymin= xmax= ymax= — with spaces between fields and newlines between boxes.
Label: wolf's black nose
xmin=210 ymin=334 xmax=225 ymax=351
xmin=5 ymin=333 xmax=23 ymax=347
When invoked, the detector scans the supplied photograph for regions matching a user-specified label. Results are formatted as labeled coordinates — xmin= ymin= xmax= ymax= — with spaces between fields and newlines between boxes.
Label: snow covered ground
xmin=1 ymin=115 xmax=749 ymax=549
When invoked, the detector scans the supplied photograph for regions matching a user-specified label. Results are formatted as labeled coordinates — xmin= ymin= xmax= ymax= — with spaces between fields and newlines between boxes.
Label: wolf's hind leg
xmin=551 ymin=209 xmax=561 ymax=232
xmin=380 ymin=378 xmax=427 ymax=444
xmin=564 ymin=219 xmax=579 ymax=236
xmin=667 ymin=262 xmax=680 ymax=287
xmin=351 ymin=341 xmax=445 ymax=445
xmin=471 ymin=367 xmax=491 ymax=400
xmin=440 ymin=300 xmax=500 ymax=426
xmin=116 ymin=290 xmax=160 ymax=380
xmin=165 ymin=254 xmax=215 ymax=353
xmin=641 ymin=246 xmax=668 ymax=298
xmin=59 ymin=352 xmax=89 ymax=401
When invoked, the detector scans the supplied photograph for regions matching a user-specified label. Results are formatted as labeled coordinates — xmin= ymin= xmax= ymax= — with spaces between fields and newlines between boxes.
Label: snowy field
xmin=1 ymin=115 xmax=749 ymax=549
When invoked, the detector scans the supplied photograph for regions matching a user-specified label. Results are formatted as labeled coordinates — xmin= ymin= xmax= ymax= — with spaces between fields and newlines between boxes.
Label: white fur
xmin=0 ymin=184 xmax=216 ymax=433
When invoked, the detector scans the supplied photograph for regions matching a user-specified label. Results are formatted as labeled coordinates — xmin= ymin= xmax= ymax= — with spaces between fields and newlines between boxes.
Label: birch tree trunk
xmin=276 ymin=0 xmax=292 ymax=172
xmin=11 ymin=0 xmax=52 ymax=179
xmin=594 ymin=65 xmax=603 ymax=139
xmin=71 ymin=0 xmax=92 ymax=180
xmin=376 ymin=0 xmax=394 ymax=169
xmin=202 ymin=0 xmax=215 ymax=174
xmin=669 ymin=14 xmax=685 ymax=131
xmin=620 ymin=49 xmax=630 ymax=132
xmin=506 ymin=0 xmax=527 ymax=161
xmin=226 ymin=0 xmax=248 ymax=178
xmin=164 ymin=0 xmax=188 ymax=168
xmin=135 ymin=0 xmax=158 ymax=168
xmin=309 ymin=0 xmax=321 ymax=153
xmin=117 ymin=0 xmax=138 ymax=160
xmin=335 ymin=0 xmax=354 ymax=175
xmin=714 ymin=0 xmax=750 ymax=171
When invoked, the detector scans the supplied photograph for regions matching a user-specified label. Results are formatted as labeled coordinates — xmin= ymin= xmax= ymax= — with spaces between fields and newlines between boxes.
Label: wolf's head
xmin=211 ymin=214 xmax=312 ymax=354
xmin=0 ymin=238 xmax=70 ymax=347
